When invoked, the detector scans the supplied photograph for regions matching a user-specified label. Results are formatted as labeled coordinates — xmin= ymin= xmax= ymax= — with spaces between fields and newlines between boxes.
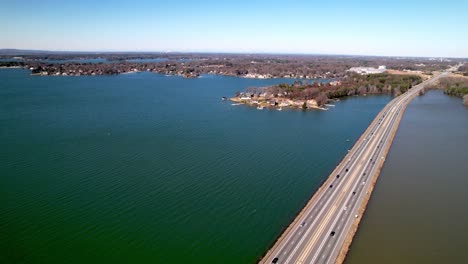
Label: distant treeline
xmin=0 ymin=61 xmax=25 ymax=67
xmin=328 ymin=73 xmax=421 ymax=97
xmin=444 ymin=87 xmax=468 ymax=97
xmin=247 ymin=73 xmax=423 ymax=105
xmin=0 ymin=53 xmax=460 ymax=79
xmin=433 ymin=76 xmax=468 ymax=97
xmin=458 ymin=65 xmax=468 ymax=76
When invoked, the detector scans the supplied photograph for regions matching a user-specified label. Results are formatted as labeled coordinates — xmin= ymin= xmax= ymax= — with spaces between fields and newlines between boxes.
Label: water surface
xmin=346 ymin=90 xmax=468 ymax=264
xmin=1 ymin=69 xmax=390 ymax=263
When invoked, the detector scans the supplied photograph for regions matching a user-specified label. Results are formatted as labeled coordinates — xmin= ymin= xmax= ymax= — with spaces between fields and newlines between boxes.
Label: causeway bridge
xmin=260 ymin=68 xmax=454 ymax=264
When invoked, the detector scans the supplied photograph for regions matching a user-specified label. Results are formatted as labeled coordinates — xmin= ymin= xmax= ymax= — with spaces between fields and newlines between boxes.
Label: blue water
xmin=0 ymin=68 xmax=391 ymax=263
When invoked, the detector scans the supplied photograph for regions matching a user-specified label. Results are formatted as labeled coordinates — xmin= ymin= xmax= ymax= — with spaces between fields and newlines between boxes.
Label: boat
xmin=231 ymin=103 xmax=243 ymax=106
xmin=325 ymin=104 xmax=335 ymax=107
xmin=221 ymin=96 xmax=227 ymax=101
xmin=257 ymin=106 xmax=264 ymax=110
xmin=277 ymin=107 xmax=282 ymax=111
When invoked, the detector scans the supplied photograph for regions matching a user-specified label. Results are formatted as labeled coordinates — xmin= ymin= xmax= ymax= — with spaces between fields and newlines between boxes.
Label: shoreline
xmin=0 ymin=66 xmax=21 ymax=69
xmin=0 ymin=65 xmax=332 ymax=81
xmin=229 ymin=96 xmax=328 ymax=110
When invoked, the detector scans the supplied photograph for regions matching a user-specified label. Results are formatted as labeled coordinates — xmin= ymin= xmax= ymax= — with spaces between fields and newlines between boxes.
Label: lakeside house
xmin=243 ymin=73 xmax=271 ymax=79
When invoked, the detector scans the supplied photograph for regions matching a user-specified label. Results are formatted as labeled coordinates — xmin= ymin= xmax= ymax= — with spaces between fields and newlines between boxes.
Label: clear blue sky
xmin=1 ymin=0 xmax=467 ymax=57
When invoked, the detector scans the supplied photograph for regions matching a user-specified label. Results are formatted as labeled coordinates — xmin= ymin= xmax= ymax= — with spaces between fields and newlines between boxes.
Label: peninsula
xmin=230 ymin=72 xmax=423 ymax=109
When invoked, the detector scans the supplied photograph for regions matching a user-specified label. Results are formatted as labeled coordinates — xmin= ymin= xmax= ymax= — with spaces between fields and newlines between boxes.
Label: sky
xmin=1 ymin=0 xmax=467 ymax=57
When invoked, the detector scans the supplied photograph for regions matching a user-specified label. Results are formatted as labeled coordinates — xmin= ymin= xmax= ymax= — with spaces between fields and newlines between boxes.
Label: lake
xmin=1 ymin=69 xmax=391 ymax=263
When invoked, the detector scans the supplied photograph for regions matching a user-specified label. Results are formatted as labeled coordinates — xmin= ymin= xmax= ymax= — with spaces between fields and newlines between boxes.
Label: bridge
xmin=260 ymin=68 xmax=455 ymax=264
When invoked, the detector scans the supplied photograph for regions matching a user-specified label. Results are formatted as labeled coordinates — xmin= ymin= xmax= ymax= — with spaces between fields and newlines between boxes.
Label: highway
xmin=260 ymin=67 xmax=457 ymax=264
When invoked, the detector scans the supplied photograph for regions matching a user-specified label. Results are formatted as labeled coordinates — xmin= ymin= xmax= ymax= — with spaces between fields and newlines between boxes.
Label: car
xmin=336 ymin=174 xmax=340 ymax=179
xmin=329 ymin=184 xmax=333 ymax=188
xmin=363 ymin=172 xmax=366 ymax=176
xmin=352 ymin=191 xmax=356 ymax=195
xmin=355 ymin=214 xmax=358 ymax=218
xmin=330 ymin=231 xmax=336 ymax=236
xmin=345 ymin=168 xmax=349 ymax=172
xmin=300 ymin=221 xmax=305 ymax=227
xmin=272 ymin=257 xmax=279 ymax=263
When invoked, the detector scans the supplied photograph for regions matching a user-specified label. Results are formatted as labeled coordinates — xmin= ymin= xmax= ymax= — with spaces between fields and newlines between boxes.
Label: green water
xmin=346 ymin=90 xmax=468 ymax=263
xmin=1 ymin=69 xmax=390 ymax=263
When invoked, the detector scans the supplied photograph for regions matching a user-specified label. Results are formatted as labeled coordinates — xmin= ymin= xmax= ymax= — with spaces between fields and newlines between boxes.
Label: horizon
xmin=1 ymin=48 xmax=467 ymax=60
xmin=1 ymin=0 xmax=468 ymax=58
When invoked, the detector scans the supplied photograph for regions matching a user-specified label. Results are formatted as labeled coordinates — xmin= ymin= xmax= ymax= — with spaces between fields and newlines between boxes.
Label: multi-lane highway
xmin=260 ymin=69 xmax=455 ymax=264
